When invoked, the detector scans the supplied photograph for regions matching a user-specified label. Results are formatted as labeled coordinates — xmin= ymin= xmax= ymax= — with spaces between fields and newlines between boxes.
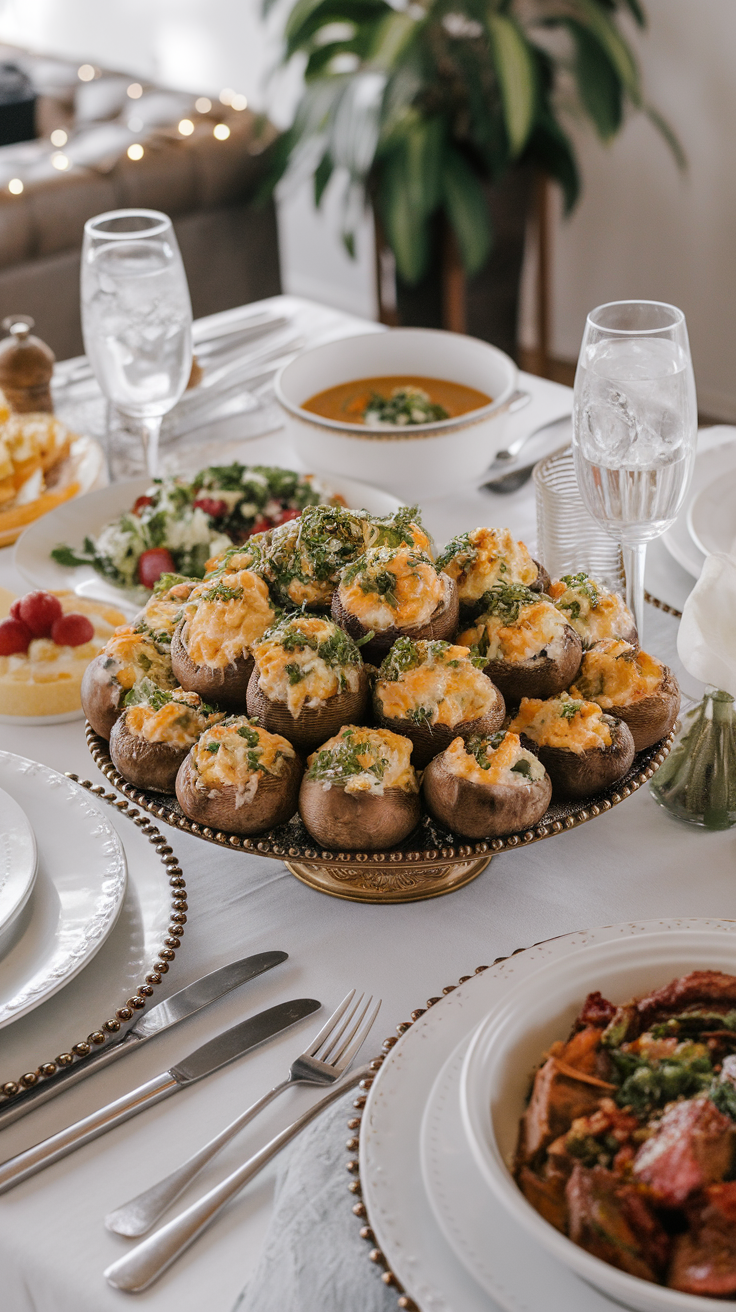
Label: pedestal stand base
xmin=283 ymin=856 xmax=492 ymax=904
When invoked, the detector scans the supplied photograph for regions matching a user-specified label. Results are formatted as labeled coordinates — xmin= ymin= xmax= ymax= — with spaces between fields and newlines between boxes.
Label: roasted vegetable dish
xmin=515 ymin=971 xmax=736 ymax=1297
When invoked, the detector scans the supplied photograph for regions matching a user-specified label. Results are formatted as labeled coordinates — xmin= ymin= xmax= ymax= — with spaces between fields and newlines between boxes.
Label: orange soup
xmin=302 ymin=375 xmax=492 ymax=426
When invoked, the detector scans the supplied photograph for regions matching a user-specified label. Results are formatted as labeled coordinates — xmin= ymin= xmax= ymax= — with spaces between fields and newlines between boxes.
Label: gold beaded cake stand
xmin=86 ymin=726 xmax=674 ymax=904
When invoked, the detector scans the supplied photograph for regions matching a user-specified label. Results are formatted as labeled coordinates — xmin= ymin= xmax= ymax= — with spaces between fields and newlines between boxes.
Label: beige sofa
xmin=0 ymin=48 xmax=281 ymax=361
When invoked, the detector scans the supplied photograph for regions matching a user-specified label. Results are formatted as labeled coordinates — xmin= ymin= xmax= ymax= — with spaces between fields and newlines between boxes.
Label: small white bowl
xmin=274 ymin=328 xmax=518 ymax=500
xmin=460 ymin=926 xmax=736 ymax=1312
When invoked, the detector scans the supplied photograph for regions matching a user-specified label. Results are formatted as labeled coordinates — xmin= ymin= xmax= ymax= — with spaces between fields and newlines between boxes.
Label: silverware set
xmin=0 ymin=951 xmax=381 ymax=1293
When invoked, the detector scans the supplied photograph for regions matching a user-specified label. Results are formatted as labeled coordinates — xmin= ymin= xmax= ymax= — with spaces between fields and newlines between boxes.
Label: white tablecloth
xmin=0 ymin=300 xmax=732 ymax=1312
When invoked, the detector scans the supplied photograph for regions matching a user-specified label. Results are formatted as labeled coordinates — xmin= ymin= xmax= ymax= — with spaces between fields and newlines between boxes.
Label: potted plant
xmin=262 ymin=0 xmax=682 ymax=356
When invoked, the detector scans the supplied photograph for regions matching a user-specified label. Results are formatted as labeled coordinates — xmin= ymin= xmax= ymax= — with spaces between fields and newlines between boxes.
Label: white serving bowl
xmin=460 ymin=925 xmax=736 ymax=1312
xmin=274 ymin=328 xmax=518 ymax=500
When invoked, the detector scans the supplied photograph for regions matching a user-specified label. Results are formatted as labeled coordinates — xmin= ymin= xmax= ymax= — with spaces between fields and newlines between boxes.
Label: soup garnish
xmin=302 ymin=375 xmax=492 ymax=427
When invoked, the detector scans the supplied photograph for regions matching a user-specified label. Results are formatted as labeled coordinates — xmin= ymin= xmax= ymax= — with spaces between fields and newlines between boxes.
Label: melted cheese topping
xmin=363 ymin=518 xmax=432 ymax=556
xmin=570 ymin=640 xmax=664 ymax=708
xmin=443 ymin=732 xmax=546 ymax=786
xmin=205 ymin=535 xmax=270 ymax=577
xmin=307 ymin=726 xmax=418 ymax=796
xmin=440 ymin=527 xmax=538 ymax=601
xmin=0 ymin=592 xmax=128 ymax=716
xmin=254 ymin=615 xmax=361 ymax=717
xmin=136 ymin=581 xmax=196 ymax=644
xmin=192 ymin=720 xmax=295 ymax=806
xmin=338 ymin=547 xmax=442 ymax=630
xmin=509 ymin=693 xmax=613 ymax=753
xmin=458 ymin=599 xmax=569 ymax=664
xmin=126 ymin=693 xmax=218 ymax=747
xmin=376 ymin=643 xmax=498 ymax=727
xmin=548 ymin=576 xmax=634 ymax=643
xmin=184 ymin=570 xmax=275 ymax=669
xmin=101 ymin=627 xmax=175 ymax=691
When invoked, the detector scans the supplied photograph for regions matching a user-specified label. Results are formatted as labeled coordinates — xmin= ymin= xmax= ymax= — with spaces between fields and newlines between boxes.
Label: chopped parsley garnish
xmin=476 ymin=582 xmax=539 ymax=625
xmin=365 ymin=505 xmax=427 ymax=551
xmin=435 ymin=531 xmax=474 ymax=572
xmin=206 ymin=742 xmax=220 ymax=753
xmin=199 ymin=580 xmax=244 ymax=604
xmin=307 ymin=728 xmax=389 ymax=785
xmin=559 ymin=698 xmax=582 ymax=720
xmin=257 ymin=614 xmax=361 ymax=669
xmin=363 ymin=386 xmax=448 ymax=426
xmin=464 ymin=732 xmax=507 ymax=771
xmin=556 ymin=574 xmax=601 ymax=615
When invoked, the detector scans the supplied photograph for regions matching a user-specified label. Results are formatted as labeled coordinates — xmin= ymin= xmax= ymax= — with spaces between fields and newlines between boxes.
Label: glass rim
xmin=83 ymin=208 xmax=171 ymax=240
xmin=586 ymin=299 xmax=685 ymax=336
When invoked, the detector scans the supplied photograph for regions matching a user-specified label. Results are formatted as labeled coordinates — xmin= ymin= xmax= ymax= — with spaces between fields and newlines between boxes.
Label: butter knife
xmin=0 ymin=951 xmax=289 ymax=1130
xmin=0 ymin=997 xmax=320 ymax=1194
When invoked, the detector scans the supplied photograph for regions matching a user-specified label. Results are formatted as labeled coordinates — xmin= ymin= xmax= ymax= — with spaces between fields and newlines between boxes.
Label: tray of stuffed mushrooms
xmin=82 ymin=506 xmax=679 ymax=903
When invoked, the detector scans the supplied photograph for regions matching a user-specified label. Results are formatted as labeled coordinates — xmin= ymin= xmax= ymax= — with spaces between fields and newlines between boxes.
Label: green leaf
xmin=369 ymin=9 xmax=418 ymax=70
xmin=566 ymin=0 xmax=641 ymax=103
xmin=621 ymin=0 xmax=647 ymax=27
xmin=285 ymin=0 xmax=389 ymax=58
xmin=527 ymin=111 xmax=580 ymax=213
xmin=378 ymin=148 xmax=430 ymax=283
xmin=314 ymin=150 xmax=334 ymax=204
xmin=645 ymin=103 xmax=687 ymax=171
xmin=565 ymin=19 xmax=622 ymax=140
xmin=486 ymin=13 xmax=536 ymax=156
xmin=441 ymin=150 xmax=492 ymax=276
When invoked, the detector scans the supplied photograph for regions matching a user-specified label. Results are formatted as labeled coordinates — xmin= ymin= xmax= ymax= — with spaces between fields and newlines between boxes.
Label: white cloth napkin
xmin=233 ymin=1092 xmax=397 ymax=1312
xmin=677 ymin=552 xmax=736 ymax=697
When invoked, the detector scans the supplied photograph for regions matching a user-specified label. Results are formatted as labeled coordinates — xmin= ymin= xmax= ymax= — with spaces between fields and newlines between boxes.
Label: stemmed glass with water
xmin=572 ymin=301 xmax=698 ymax=642
xmin=81 ymin=209 xmax=193 ymax=478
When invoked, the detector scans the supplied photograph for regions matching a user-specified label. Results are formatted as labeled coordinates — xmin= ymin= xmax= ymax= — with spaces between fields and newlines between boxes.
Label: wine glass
xmin=81 ymin=209 xmax=193 ymax=478
xmin=572 ymin=300 xmax=698 ymax=643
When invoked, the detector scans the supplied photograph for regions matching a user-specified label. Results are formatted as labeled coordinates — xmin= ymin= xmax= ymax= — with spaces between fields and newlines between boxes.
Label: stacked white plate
xmin=662 ymin=426 xmax=736 ymax=580
xmin=360 ymin=918 xmax=736 ymax=1312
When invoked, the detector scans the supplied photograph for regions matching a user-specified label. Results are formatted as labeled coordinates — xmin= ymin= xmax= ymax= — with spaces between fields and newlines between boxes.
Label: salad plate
xmin=687 ymin=465 xmax=736 ymax=559
xmin=0 ymin=751 xmax=127 ymax=1029
xmin=14 ymin=467 xmax=402 ymax=606
xmin=0 ymin=787 xmax=37 ymax=955
xmin=661 ymin=429 xmax=736 ymax=578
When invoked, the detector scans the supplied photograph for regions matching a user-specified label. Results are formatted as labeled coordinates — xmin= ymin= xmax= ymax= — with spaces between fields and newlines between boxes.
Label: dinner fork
xmin=105 ymin=988 xmax=380 ymax=1238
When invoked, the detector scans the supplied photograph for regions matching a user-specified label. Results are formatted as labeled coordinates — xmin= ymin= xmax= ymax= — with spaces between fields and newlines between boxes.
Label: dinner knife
xmin=0 ymin=997 xmax=320 ymax=1194
xmin=0 ymin=951 xmax=289 ymax=1131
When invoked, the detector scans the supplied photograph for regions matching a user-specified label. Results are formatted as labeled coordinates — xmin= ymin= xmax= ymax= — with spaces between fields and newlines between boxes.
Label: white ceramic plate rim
xmin=14 ymin=469 xmax=402 ymax=604
xmin=0 ymin=787 xmax=37 ymax=945
xmin=661 ymin=431 xmax=736 ymax=577
xmin=0 ymin=751 xmax=128 ymax=1028
xmin=687 ymin=465 xmax=736 ymax=559
xmin=460 ymin=926 xmax=736 ymax=1312
xmin=361 ymin=919 xmax=736 ymax=1312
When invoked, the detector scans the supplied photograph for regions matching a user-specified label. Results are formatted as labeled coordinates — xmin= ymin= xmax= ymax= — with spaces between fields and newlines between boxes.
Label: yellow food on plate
xmin=0 ymin=591 xmax=128 ymax=718
xmin=0 ymin=411 xmax=82 ymax=545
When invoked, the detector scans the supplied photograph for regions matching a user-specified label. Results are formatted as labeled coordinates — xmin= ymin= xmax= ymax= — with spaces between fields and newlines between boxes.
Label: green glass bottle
xmin=650 ymin=688 xmax=736 ymax=829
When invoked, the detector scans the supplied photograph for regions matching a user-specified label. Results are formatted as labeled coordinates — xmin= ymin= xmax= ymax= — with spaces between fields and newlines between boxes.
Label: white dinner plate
xmin=661 ymin=428 xmax=736 ymax=578
xmin=361 ymin=918 xmax=736 ymax=1312
xmin=0 ymin=751 xmax=127 ymax=1029
xmin=0 ymin=787 xmax=37 ymax=956
xmin=14 ymin=470 xmax=403 ymax=610
xmin=688 ymin=465 xmax=736 ymax=559
xmin=0 ymin=434 xmax=106 ymax=549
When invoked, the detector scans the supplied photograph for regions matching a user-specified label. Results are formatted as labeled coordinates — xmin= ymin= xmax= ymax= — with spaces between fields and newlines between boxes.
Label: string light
xmin=178 ymin=119 xmax=194 ymax=136
xmin=51 ymin=152 xmax=70 ymax=171
xmin=8 ymin=178 xmax=23 ymax=195
xmin=219 ymin=88 xmax=234 ymax=106
xmin=230 ymin=93 xmax=247 ymax=111
xmin=127 ymin=83 xmax=143 ymax=99
xmin=195 ymin=97 xmax=211 ymax=113
xmin=78 ymin=64 xmax=95 ymax=82
xmin=50 ymin=128 xmax=67 ymax=147
xmin=213 ymin=123 xmax=230 ymax=140
xmin=127 ymin=143 xmax=144 ymax=160
xmin=128 ymin=116 xmax=143 ymax=132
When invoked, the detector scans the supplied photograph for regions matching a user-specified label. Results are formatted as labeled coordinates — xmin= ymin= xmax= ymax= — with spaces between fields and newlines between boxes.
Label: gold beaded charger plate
xmin=351 ymin=919 xmax=736 ymax=1312
xmin=86 ymin=724 xmax=674 ymax=905
xmin=0 ymin=756 xmax=186 ymax=1114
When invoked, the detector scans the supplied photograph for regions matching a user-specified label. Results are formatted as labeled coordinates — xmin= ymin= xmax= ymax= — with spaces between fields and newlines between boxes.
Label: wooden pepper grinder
xmin=0 ymin=315 xmax=55 ymax=413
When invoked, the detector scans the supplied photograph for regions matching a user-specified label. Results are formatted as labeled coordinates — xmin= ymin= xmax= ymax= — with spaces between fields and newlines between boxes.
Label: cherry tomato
xmin=274 ymin=507 xmax=301 ymax=526
xmin=132 ymin=495 xmax=154 ymax=516
xmin=0 ymin=617 xmax=32 ymax=655
xmin=246 ymin=517 xmax=272 ymax=538
xmin=193 ymin=497 xmax=229 ymax=518
xmin=51 ymin=613 xmax=95 ymax=648
xmin=18 ymin=590 xmax=63 ymax=638
xmin=137 ymin=548 xmax=176 ymax=590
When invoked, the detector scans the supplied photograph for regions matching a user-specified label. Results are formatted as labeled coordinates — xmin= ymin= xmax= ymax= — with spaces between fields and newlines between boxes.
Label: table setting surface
xmin=0 ymin=295 xmax=734 ymax=1312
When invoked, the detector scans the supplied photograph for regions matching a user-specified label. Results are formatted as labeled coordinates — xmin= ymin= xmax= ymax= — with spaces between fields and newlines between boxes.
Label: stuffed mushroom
xmin=548 ymin=573 xmax=637 ymax=648
xmin=133 ymin=574 xmax=198 ymax=649
xmin=458 ymin=583 xmax=582 ymax=702
xmin=423 ymin=730 xmax=552 ymax=838
xmin=171 ymin=568 xmax=277 ymax=711
xmin=508 ymin=691 xmax=636 ymax=799
xmin=569 ymin=639 xmax=680 ymax=751
xmin=246 ymin=612 xmax=369 ymax=751
xmin=373 ymin=637 xmax=505 ymax=767
xmin=175 ymin=717 xmax=302 ymax=834
xmin=436 ymin=526 xmax=550 ymax=621
xmin=109 ymin=687 xmax=223 ymax=792
xmin=332 ymin=545 xmax=458 ymax=665
xmin=260 ymin=503 xmax=369 ymax=609
xmin=81 ymin=626 xmax=177 ymax=739
xmin=299 ymin=725 xmax=421 ymax=851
